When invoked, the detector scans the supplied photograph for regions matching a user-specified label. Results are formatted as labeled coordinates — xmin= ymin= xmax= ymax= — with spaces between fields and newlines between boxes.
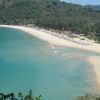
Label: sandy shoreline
xmin=0 ymin=25 xmax=100 ymax=53
xmin=88 ymin=56 xmax=100 ymax=89
xmin=0 ymin=25 xmax=100 ymax=88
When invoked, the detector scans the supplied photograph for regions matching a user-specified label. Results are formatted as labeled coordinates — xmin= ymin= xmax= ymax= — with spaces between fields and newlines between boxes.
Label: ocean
xmin=0 ymin=27 xmax=99 ymax=100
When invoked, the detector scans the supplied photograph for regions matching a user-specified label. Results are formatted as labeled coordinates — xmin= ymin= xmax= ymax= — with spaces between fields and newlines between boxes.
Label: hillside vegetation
xmin=0 ymin=0 xmax=100 ymax=41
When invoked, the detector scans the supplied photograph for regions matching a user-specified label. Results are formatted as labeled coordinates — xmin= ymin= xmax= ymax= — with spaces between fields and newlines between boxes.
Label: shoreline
xmin=0 ymin=25 xmax=100 ymax=53
xmin=88 ymin=56 xmax=100 ymax=90
xmin=0 ymin=25 xmax=100 ymax=88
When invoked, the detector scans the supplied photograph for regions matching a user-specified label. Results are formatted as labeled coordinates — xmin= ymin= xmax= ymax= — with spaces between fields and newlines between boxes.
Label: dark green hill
xmin=0 ymin=0 xmax=100 ymax=38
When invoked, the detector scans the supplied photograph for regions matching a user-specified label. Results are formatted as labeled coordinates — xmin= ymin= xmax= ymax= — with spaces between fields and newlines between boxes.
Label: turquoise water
xmin=0 ymin=28 xmax=99 ymax=100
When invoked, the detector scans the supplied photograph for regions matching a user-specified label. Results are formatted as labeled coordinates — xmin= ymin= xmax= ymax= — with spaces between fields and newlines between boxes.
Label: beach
xmin=0 ymin=25 xmax=100 ymax=88
xmin=88 ymin=56 xmax=100 ymax=89
xmin=0 ymin=25 xmax=100 ymax=53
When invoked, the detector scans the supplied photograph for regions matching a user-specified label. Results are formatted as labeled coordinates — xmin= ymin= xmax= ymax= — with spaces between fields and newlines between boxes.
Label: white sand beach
xmin=0 ymin=25 xmax=100 ymax=53
xmin=0 ymin=25 xmax=100 ymax=87
xmin=88 ymin=56 xmax=100 ymax=89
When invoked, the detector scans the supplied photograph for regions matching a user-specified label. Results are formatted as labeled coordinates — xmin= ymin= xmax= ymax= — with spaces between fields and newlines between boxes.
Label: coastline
xmin=0 ymin=25 xmax=100 ymax=88
xmin=0 ymin=25 xmax=100 ymax=53
xmin=88 ymin=56 xmax=100 ymax=90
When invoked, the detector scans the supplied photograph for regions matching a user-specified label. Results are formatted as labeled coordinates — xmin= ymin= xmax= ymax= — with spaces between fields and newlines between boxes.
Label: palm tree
xmin=28 ymin=90 xmax=34 ymax=100
xmin=24 ymin=95 xmax=29 ymax=100
xmin=35 ymin=95 xmax=42 ymax=100
xmin=18 ymin=92 xmax=23 ymax=100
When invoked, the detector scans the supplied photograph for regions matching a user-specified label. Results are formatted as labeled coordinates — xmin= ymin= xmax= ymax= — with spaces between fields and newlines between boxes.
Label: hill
xmin=0 ymin=0 xmax=100 ymax=42
xmin=85 ymin=5 xmax=100 ymax=11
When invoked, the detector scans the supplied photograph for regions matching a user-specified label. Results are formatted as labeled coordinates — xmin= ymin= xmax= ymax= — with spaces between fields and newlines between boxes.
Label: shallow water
xmin=0 ymin=27 xmax=99 ymax=100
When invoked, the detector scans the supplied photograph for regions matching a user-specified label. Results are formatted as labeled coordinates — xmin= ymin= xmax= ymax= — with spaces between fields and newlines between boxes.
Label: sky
xmin=61 ymin=0 xmax=100 ymax=5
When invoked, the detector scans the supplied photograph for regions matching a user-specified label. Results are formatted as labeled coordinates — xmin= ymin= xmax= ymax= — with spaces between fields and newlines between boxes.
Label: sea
xmin=0 ymin=27 xmax=99 ymax=100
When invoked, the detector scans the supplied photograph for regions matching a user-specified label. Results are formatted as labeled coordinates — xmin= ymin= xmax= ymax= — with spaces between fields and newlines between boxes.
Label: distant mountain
xmin=85 ymin=5 xmax=100 ymax=11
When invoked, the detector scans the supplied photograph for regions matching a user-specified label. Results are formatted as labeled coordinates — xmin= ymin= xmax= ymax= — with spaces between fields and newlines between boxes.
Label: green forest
xmin=0 ymin=0 xmax=100 ymax=42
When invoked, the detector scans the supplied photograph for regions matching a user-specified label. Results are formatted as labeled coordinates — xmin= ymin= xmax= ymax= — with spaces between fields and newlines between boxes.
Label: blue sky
xmin=61 ymin=0 xmax=100 ymax=5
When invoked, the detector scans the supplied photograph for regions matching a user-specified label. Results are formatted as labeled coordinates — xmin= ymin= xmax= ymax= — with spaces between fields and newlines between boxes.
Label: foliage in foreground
xmin=1 ymin=90 xmax=100 ymax=100
xmin=0 ymin=90 xmax=42 ymax=100
xmin=76 ymin=94 xmax=100 ymax=100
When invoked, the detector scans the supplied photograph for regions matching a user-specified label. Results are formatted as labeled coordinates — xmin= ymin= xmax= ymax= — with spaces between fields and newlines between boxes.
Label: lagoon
xmin=0 ymin=27 xmax=99 ymax=100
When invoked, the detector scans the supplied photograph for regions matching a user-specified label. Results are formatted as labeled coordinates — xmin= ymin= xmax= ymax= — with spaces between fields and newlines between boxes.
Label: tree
xmin=18 ymin=92 xmax=23 ymax=100
xmin=35 ymin=95 xmax=42 ymax=100
xmin=28 ymin=90 xmax=34 ymax=100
